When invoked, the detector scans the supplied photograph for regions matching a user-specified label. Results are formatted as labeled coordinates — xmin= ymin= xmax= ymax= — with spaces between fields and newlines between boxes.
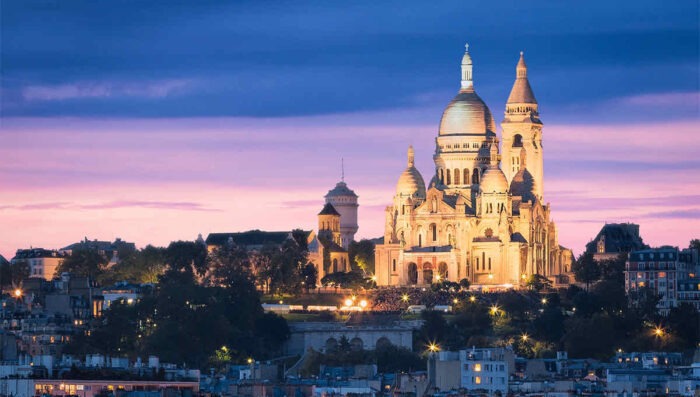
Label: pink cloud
xmin=1 ymin=115 xmax=698 ymax=259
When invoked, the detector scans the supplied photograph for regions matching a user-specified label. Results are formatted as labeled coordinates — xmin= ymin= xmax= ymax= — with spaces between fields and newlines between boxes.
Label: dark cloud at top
xmin=1 ymin=0 xmax=698 ymax=121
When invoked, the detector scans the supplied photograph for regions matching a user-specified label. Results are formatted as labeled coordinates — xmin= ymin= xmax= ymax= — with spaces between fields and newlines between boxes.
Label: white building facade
xmin=375 ymin=44 xmax=571 ymax=287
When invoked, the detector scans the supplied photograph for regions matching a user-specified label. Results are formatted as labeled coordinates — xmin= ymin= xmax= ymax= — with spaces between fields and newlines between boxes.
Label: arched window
xmin=454 ymin=168 xmax=460 ymax=185
xmin=446 ymin=169 xmax=451 ymax=185
xmin=464 ymin=169 xmax=469 ymax=184
xmin=476 ymin=257 xmax=480 ymax=270
xmin=439 ymin=168 xmax=444 ymax=184
xmin=392 ymin=259 xmax=397 ymax=272
xmin=438 ymin=262 xmax=448 ymax=279
xmin=332 ymin=258 xmax=338 ymax=272
xmin=472 ymin=168 xmax=480 ymax=184
xmin=488 ymin=257 xmax=492 ymax=271
xmin=430 ymin=223 xmax=437 ymax=241
xmin=408 ymin=263 xmax=418 ymax=285
xmin=418 ymin=234 xmax=422 ymax=247
xmin=513 ymin=134 xmax=523 ymax=147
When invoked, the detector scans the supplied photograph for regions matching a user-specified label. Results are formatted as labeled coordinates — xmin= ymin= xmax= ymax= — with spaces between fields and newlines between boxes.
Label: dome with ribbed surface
xmin=439 ymin=90 xmax=496 ymax=136
xmin=396 ymin=146 xmax=426 ymax=199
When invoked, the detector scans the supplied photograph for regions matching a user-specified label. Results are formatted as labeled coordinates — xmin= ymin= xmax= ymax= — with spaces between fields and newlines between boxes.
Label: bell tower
xmin=501 ymin=52 xmax=544 ymax=201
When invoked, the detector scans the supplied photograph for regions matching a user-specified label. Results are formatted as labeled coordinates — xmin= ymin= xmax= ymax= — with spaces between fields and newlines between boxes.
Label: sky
xmin=1 ymin=1 xmax=698 ymax=259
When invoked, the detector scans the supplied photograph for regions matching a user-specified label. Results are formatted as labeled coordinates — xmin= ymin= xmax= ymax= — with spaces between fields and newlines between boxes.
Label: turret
xmin=501 ymin=51 xmax=544 ymax=201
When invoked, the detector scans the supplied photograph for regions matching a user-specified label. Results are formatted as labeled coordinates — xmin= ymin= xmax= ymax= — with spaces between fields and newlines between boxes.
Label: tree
xmin=108 ymin=245 xmax=166 ymax=284
xmin=689 ymin=239 xmax=700 ymax=251
xmin=348 ymin=239 xmax=375 ymax=274
xmin=628 ymin=286 xmax=661 ymax=321
xmin=56 ymin=248 xmax=108 ymax=279
xmin=10 ymin=261 xmax=29 ymax=285
xmin=572 ymin=251 xmax=601 ymax=291
xmin=526 ymin=274 xmax=553 ymax=292
xmin=165 ymin=240 xmax=207 ymax=275
xmin=301 ymin=263 xmax=318 ymax=293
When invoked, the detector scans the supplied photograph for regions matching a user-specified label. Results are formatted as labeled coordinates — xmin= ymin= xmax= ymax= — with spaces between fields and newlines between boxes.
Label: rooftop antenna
xmin=341 ymin=158 xmax=345 ymax=182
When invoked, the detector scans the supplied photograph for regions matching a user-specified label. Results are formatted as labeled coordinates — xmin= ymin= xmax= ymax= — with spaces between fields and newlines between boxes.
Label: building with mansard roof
xmin=375 ymin=44 xmax=572 ymax=288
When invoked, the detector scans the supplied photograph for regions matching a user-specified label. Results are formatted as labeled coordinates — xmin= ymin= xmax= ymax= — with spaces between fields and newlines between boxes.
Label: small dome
xmin=325 ymin=181 xmax=358 ymax=199
xmin=480 ymin=166 xmax=509 ymax=194
xmin=396 ymin=146 xmax=426 ymax=199
xmin=439 ymin=90 xmax=496 ymax=136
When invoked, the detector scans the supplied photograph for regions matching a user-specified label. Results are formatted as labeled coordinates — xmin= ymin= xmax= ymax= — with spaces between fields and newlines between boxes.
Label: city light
xmin=344 ymin=298 xmax=353 ymax=307
xmin=453 ymin=298 xmax=459 ymax=304
xmin=488 ymin=273 xmax=494 ymax=279
xmin=247 ymin=357 xmax=253 ymax=364
xmin=359 ymin=299 xmax=368 ymax=308
xmin=13 ymin=289 xmax=22 ymax=298
xmin=653 ymin=326 xmax=665 ymax=337
xmin=541 ymin=298 xmax=547 ymax=304
xmin=521 ymin=333 xmax=529 ymax=342
xmin=401 ymin=294 xmax=409 ymax=303
xmin=490 ymin=305 xmax=500 ymax=316
xmin=469 ymin=296 xmax=476 ymax=302
xmin=435 ymin=274 xmax=441 ymax=281
xmin=427 ymin=342 xmax=440 ymax=353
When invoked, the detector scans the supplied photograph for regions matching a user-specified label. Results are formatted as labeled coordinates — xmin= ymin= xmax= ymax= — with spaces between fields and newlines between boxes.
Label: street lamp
xmin=359 ymin=300 xmax=368 ymax=308
xmin=13 ymin=289 xmax=22 ymax=298
xmin=541 ymin=298 xmax=547 ymax=304
xmin=344 ymin=298 xmax=353 ymax=307
xmin=401 ymin=294 xmax=409 ymax=303
xmin=427 ymin=343 xmax=440 ymax=353
xmin=469 ymin=296 xmax=476 ymax=303
xmin=490 ymin=305 xmax=500 ymax=316
xmin=521 ymin=333 xmax=529 ymax=342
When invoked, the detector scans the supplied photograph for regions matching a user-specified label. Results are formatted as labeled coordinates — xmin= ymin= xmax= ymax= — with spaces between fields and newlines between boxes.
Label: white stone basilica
xmin=375 ymin=44 xmax=572 ymax=287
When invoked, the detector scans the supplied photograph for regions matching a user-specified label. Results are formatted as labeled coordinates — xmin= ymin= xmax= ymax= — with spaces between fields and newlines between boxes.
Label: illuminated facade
xmin=375 ymin=44 xmax=571 ymax=287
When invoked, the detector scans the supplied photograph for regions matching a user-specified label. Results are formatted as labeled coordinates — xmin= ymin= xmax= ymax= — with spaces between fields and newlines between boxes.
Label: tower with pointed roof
xmin=501 ymin=52 xmax=543 ymax=201
xmin=374 ymin=43 xmax=571 ymax=288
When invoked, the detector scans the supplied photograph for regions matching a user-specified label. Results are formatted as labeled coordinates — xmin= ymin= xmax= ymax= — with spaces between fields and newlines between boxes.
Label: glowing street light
xmin=453 ymin=298 xmax=459 ymax=304
xmin=370 ymin=275 xmax=377 ymax=282
xmin=469 ymin=296 xmax=476 ymax=303
xmin=427 ymin=343 xmax=440 ymax=353
xmin=490 ymin=305 xmax=500 ymax=316
xmin=14 ymin=289 xmax=22 ymax=298
xmin=541 ymin=298 xmax=548 ymax=304
xmin=435 ymin=274 xmax=441 ymax=281
xmin=344 ymin=298 xmax=353 ymax=307
xmin=247 ymin=357 xmax=253 ymax=364
xmin=359 ymin=300 xmax=368 ymax=308
xmin=521 ymin=334 xmax=529 ymax=342
xmin=653 ymin=327 xmax=665 ymax=337
xmin=401 ymin=294 xmax=409 ymax=303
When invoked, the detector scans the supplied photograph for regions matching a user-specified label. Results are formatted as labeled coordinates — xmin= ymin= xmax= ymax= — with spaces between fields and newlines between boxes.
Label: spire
xmin=407 ymin=145 xmax=415 ymax=167
xmin=506 ymin=51 xmax=537 ymax=105
xmin=516 ymin=51 xmax=527 ymax=78
xmin=461 ymin=42 xmax=473 ymax=91
xmin=341 ymin=158 xmax=345 ymax=182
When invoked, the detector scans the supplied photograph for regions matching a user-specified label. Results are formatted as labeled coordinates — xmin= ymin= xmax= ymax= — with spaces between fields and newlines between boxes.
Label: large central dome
xmin=438 ymin=44 xmax=496 ymax=136
xmin=439 ymin=90 xmax=496 ymax=136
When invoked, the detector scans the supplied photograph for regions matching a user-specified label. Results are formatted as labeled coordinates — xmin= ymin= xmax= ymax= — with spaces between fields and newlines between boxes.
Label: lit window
xmin=474 ymin=363 xmax=482 ymax=372
xmin=475 ymin=376 xmax=481 ymax=384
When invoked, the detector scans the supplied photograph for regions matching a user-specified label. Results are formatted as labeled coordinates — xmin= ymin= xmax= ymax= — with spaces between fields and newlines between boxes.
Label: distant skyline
xmin=1 ymin=1 xmax=698 ymax=259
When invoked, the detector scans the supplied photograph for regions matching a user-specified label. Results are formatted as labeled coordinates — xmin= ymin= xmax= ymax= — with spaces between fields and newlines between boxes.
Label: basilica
xmin=375 ymin=44 xmax=572 ymax=287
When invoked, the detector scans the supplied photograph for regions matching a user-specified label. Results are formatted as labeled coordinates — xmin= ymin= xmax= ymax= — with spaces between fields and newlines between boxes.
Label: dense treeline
xmin=63 ymin=238 xmax=309 ymax=368
xmin=412 ymin=251 xmax=699 ymax=360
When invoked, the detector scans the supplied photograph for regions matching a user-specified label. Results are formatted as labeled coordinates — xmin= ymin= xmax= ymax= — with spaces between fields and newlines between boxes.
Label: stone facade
xmin=375 ymin=44 xmax=571 ymax=288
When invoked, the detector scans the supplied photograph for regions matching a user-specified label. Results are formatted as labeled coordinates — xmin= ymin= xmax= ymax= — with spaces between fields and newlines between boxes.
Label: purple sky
xmin=1 ymin=1 xmax=698 ymax=259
